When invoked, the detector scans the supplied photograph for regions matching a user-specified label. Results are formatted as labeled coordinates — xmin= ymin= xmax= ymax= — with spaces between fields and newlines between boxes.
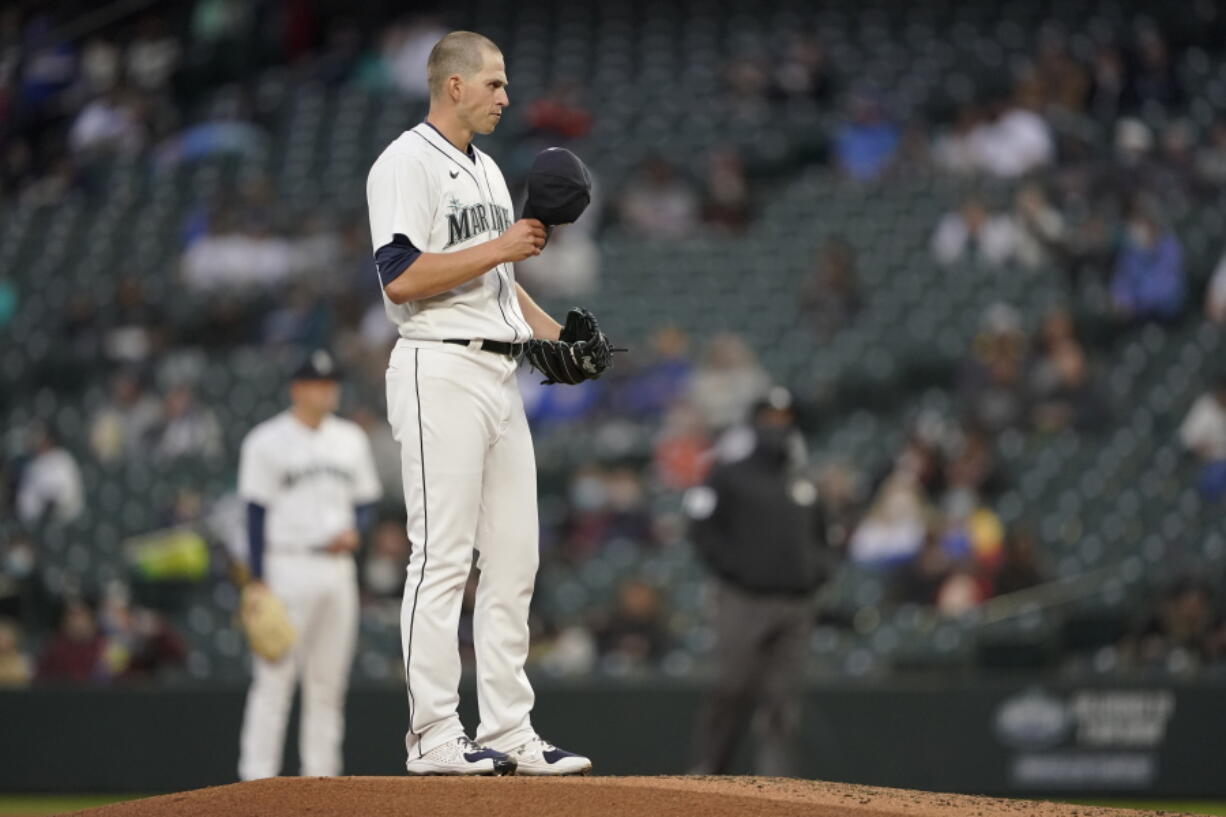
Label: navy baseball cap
xmin=521 ymin=147 xmax=593 ymax=227
xmin=291 ymin=349 xmax=341 ymax=382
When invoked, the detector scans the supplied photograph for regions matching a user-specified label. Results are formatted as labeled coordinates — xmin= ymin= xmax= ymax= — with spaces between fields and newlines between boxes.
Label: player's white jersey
xmin=238 ymin=412 xmax=382 ymax=554
xmin=366 ymin=122 xmax=533 ymax=343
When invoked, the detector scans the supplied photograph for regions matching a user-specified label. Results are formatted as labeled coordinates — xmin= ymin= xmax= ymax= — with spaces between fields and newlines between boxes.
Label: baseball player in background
xmin=366 ymin=31 xmax=615 ymax=775
xmin=236 ymin=350 xmax=382 ymax=780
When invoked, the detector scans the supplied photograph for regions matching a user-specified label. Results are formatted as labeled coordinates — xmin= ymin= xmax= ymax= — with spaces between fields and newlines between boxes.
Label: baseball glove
xmin=525 ymin=307 xmax=619 ymax=385
xmin=240 ymin=583 xmax=296 ymax=662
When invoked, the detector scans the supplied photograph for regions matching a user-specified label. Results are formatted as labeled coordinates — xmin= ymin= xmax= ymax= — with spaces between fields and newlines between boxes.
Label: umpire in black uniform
xmin=686 ymin=387 xmax=830 ymax=776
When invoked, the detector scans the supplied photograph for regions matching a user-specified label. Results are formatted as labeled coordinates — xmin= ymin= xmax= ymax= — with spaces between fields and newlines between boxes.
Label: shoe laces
xmin=516 ymin=736 xmax=555 ymax=756
xmin=457 ymin=736 xmax=485 ymax=754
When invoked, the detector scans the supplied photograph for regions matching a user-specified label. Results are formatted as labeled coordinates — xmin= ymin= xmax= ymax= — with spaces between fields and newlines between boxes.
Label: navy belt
xmin=443 ymin=338 xmax=525 ymax=357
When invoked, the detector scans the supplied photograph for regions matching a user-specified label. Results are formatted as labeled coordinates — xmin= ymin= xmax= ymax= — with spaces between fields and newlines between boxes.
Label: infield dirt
xmin=62 ymin=776 xmax=1197 ymax=817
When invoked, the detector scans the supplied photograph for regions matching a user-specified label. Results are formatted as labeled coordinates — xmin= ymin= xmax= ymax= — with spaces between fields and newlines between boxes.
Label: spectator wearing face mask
xmin=1111 ymin=207 xmax=1185 ymax=323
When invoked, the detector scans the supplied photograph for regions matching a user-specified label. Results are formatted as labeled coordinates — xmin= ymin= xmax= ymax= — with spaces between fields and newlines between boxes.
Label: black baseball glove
xmin=525 ymin=307 xmax=621 ymax=385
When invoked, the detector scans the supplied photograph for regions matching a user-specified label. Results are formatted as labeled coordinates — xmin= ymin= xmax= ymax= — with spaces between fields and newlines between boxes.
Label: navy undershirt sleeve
xmin=247 ymin=502 xmax=267 ymax=581
xmin=374 ymin=233 xmax=422 ymax=287
xmin=354 ymin=502 xmax=377 ymax=534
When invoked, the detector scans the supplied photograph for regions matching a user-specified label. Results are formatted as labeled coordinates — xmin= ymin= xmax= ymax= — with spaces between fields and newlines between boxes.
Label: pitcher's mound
xmin=64 ymin=775 xmax=1186 ymax=817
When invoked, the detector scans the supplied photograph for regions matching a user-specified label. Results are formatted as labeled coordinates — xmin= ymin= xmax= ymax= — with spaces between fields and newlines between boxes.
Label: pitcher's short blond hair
xmin=427 ymin=31 xmax=501 ymax=98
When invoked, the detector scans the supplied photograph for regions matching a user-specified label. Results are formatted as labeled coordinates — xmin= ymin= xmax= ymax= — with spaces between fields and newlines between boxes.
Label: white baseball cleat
xmin=506 ymin=737 xmax=592 ymax=776
xmin=405 ymin=736 xmax=517 ymax=776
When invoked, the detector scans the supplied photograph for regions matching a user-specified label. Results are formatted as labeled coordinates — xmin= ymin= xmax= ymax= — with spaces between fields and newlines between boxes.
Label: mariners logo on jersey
xmin=366 ymin=122 xmax=533 ymax=344
xmin=445 ymin=196 xmax=512 ymax=249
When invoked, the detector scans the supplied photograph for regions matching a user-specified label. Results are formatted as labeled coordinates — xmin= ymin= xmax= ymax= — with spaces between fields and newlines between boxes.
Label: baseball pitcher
xmin=366 ymin=30 xmax=615 ymax=775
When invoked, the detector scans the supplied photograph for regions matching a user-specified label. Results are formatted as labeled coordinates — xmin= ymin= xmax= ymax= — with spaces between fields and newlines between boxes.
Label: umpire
xmin=685 ymin=387 xmax=830 ymax=776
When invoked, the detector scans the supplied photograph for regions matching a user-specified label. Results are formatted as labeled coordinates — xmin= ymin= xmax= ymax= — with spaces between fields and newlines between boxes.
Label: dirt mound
xmin=63 ymin=776 xmax=1192 ymax=817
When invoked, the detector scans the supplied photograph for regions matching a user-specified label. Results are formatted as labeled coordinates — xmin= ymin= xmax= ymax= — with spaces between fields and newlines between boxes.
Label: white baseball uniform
xmin=236 ymin=411 xmax=382 ymax=780
xmin=367 ymin=122 xmax=542 ymax=760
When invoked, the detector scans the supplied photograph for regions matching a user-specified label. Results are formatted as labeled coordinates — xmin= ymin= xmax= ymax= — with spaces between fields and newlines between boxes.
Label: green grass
xmin=0 ymin=795 xmax=144 ymax=816
xmin=1070 ymin=801 xmax=1226 ymax=815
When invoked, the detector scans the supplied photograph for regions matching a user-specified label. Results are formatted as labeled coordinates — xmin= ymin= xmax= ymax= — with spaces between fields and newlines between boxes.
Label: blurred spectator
xmin=0 ymin=534 xmax=38 ymax=612
xmin=18 ymin=18 xmax=77 ymax=111
xmin=602 ymin=467 xmax=654 ymax=547
xmin=1119 ymin=580 xmax=1226 ymax=674
xmin=182 ymin=214 xmax=293 ymax=293
xmin=519 ymin=369 xmax=603 ymax=430
xmin=932 ymin=196 xmax=1019 ymax=267
xmin=970 ymin=85 xmax=1054 ymax=178
xmin=526 ymin=83 xmax=593 ymax=141
xmin=362 ymin=519 xmax=409 ymax=600
xmin=314 ymin=22 xmax=363 ymax=85
xmin=104 ymin=276 xmax=163 ymax=365
xmin=992 ymin=525 xmax=1050 ymax=596
xmin=1011 ymin=183 xmax=1066 ymax=270
xmin=17 ymin=423 xmax=84 ymax=528
xmin=561 ymin=466 xmax=653 ymax=561
xmin=799 ymin=236 xmax=862 ymax=339
xmin=617 ymin=158 xmax=699 ymax=239
xmin=702 ymin=147 xmax=750 ymax=233
xmin=725 ymin=56 xmax=769 ymax=119
xmin=89 ymin=370 xmax=163 ymax=464
xmin=0 ymin=275 xmax=15 ymax=330
xmin=1178 ymin=373 xmax=1226 ymax=502
xmin=959 ymin=305 xmax=1028 ymax=434
xmin=848 ymin=473 xmax=928 ymax=568
xmin=1029 ymin=306 xmax=1108 ymax=431
xmin=594 ymin=578 xmax=671 ymax=672
xmin=965 ymin=346 xmax=1026 ymax=434
xmin=261 ymin=284 xmax=331 ymax=348
xmin=1028 ymin=336 xmax=1104 ymax=433
xmin=935 ymin=567 xmax=987 ymax=616
xmin=653 ymin=403 xmax=712 ymax=491
xmin=126 ymin=16 xmax=181 ymax=94
xmin=615 ymin=326 xmax=693 ymax=420
xmin=833 ymin=91 xmax=899 ymax=182
xmin=932 ymin=106 xmax=983 ymax=176
xmin=686 ymin=390 xmax=828 ymax=776
xmin=941 ymin=426 xmax=1007 ymax=514
xmin=152 ymin=385 xmax=223 ymax=461
xmin=1088 ymin=44 xmax=1128 ymax=122
xmin=69 ymin=90 xmax=146 ymax=159
xmin=1205 ymin=250 xmax=1226 ymax=324
xmin=97 ymin=588 xmax=187 ymax=680
xmin=1128 ymin=28 xmax=1183 ymax=112
xmin=688 ymin=333 xmax=770 ymax=431
xmin=0 ymin=618 xmax=31 ymax=687
xmin=387 ymin=16 xmax=447 ymax=100
xmin=1195 ymin=118 xmax=1226 ymax=188
xmin=514 ymin=223 xmax=600 ymax=297
xmin=1110 ymin=207 xmax=1185 ymax=323
xmin=815 ymin=460 xmax=865 ymax=553
xmin=768 ymin=35 xmax=834 ymax=104
xmin=292 ymin=211 xmax=344 ymax=294
xmin=37 ymin=599 xmax=108 ymax=683
xmin=894 ymin=532 xmax=951 ymax=605
xmin=1033 ymin=36 xmax=1089 ymax=113
xmin=79 ymin=37 xmax=120 ymax=95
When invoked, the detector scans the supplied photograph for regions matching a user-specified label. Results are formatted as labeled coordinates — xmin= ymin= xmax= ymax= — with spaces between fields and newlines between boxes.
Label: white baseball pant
xmin=238 ymin=553 xmax=358 ymax=779
xmin=385 ymin=340 xmax=539 ymax=759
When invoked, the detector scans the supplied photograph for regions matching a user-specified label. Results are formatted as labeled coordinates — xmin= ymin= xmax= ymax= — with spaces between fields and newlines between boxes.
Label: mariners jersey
xmin=238 ymin=412 xmax=382 ymax=553
xmin=366 ymin=122 xmax=533 ymax=343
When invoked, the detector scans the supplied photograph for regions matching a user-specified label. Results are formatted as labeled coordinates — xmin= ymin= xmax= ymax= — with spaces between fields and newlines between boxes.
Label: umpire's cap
xmin=521 ymin=147 xmax=592 ymax=227
xmin=291 ymin=349 xmax=341 ymax=382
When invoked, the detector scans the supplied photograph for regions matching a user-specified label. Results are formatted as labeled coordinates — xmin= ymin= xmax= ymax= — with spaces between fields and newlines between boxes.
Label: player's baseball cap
xmin=521 ymin=147 xmax=592 ymax=228
xmin=291 ymin=349 xmax=341 ymax=382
